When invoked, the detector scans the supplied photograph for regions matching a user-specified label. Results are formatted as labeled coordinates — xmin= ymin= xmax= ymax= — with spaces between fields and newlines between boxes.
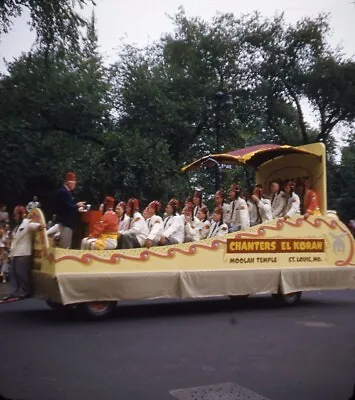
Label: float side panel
xmin=54 ymin=267 xmax=355 ymax=305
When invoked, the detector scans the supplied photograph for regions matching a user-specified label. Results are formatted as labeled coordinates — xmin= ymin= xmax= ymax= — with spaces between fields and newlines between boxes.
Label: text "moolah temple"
xmin=226 ymin=239 xmax=325 ymax=253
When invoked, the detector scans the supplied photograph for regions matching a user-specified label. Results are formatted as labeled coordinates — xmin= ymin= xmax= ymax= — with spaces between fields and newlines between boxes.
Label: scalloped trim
xmin=37 ymin=216 xmax=354 ymax=267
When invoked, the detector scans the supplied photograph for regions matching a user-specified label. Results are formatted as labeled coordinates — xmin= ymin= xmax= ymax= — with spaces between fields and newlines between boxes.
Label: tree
xmin=328 ymin=131 xmax=355 ymax=222
xmin=0 ymin=0 xmax=94 ymax=50
xmin=246 ymin=13 xmax=355 ymax=146
xmin=0 ymin=12 xmax=110 ymax=210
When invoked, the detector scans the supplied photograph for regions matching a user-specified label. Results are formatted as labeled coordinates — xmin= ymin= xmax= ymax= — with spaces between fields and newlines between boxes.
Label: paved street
xmin=1 ymin=290 xmax=355 ymax=400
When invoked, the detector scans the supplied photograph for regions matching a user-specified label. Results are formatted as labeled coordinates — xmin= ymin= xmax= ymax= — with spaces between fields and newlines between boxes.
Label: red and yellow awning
xmin=181 ymin=144 xmax=320 ymax=172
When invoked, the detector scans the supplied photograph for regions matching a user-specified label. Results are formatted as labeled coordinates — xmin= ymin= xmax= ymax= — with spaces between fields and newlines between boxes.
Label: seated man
xmin=228 ymin=183 xmax=250 ymax=232
xmin=144 ymin=200 xmax=163 ymax=248
xmin=116 ymin=201 xmax=130 ymax=232
xmin=214 ymin=190 xmax=231 ymax=225
xmin=269 ymin=180 xmax=286 ymax=218
xmin=207 ymin=206 xmax=229 ymax=238
xmin=118 ymin=198 xmax=148 ymax=249
xmin=160 ymin=199 xmax=185 ymax=245
xmin=197 ymin=206 xmax=210 ymax=240
xmin=182 ymin=204 xmax=200 ymax=242
xmin=283 ymin=180 xmax=301 ymax=219
xmin=81 ymin=196 xmax=118 ymax=250
xmin=248 ymin=184 xmax=272 ymax=226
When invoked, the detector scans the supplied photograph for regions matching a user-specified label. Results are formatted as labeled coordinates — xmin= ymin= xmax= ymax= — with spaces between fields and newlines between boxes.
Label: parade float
xmin=29 ymin=142 xmax=355 ymax=318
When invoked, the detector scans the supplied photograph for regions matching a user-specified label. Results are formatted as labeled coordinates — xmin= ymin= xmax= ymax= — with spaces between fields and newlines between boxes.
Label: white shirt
xmin=146 ymin=215 xmax=163 ymax=241
xmin=270 ymin=191 xmax=287 ymax=218
xmin=192 ymin=203 xmax=208 ymax=219
xmin=197 ymin=219 xmax=211 ymax=240
xmin=285 ymin=193 xmax=301 ymax=217
xmin=248 ymin=198 xmax=273 ymax=225
xmin=162 ymin=215 xmax=185 ymax=244
xmin=118 ymin=214 xmax=130 ymax=233
xmin=221 ymin=203 xmax=232 ymax=225
xmin=10 ymin=218 xmax=40 ymax=257
xmin=207 ymin=221 xmax=229 ymax=238
xmin=122 ymin=212 xmax=149 ymax=246
xmin=230 ymin=198 xmax=250 ymax=230
xmin=183 ymin=216 xmax=201 ymax=242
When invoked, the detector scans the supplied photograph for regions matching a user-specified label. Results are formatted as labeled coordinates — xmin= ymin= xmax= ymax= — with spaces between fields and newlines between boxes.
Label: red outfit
xmin=304 ymin=189 xmax=320 ymax=215
xmin=90 ymin=211 xmax=118 ymax=238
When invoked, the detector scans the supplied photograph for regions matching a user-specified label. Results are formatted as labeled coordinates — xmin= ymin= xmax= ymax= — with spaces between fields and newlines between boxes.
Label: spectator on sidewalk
xmin=1 ymin=206 xmax=43 ymax=302
xmin=0 ymin=205 xmax=9 ymax=228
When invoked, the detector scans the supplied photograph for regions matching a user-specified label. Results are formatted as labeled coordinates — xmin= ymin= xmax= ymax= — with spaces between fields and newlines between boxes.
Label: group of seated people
xmin=56 ymin=176 xmax=319 ymax=251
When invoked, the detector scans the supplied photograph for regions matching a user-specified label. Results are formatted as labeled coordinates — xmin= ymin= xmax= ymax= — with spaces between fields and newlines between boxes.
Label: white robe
xmin=162 ymin=215 xmax=185 ymax=244
xmin=207 ymin=221 xmax=229 ymax=238
xmin=183 ymin=216 xmax=201 ymax=242
xmin=122 ymin=212 xmax=149 ymax=246
xmin=270 ymin=191 xmax=287 ymax=218
xmin=146 ymin=215 xmax=163 ymax=242
xmin=248 ymin=198 xmax=273 ymax=225
xmin=285 ymin=193 xmax=301 ymax=217
xmin=229 ymin=198 xmax=250 ymax=230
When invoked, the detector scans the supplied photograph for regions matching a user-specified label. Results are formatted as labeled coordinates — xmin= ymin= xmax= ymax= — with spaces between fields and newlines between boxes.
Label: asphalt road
xmin=1 ymin=290 xmax=355 ymax=400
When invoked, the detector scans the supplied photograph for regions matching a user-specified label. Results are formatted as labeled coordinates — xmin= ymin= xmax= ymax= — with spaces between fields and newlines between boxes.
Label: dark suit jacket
xmin=54 ymin=185 xmax=78 ymax=229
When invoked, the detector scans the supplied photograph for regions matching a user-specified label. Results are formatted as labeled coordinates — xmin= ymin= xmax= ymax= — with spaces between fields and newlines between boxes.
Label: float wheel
xmin=77 ymin=301 xmax=117 ymax=319
xmin=272 ymin=291 xmax=302 ymax=306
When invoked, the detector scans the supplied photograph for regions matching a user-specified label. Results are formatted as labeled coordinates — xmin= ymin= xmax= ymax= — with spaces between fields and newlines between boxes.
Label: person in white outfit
xmin=182 ymin=205 xmax=200 ymax=242
xmin=248 ymin=184 xmax=273 ymax=226
xmin=116 ymin=201 xmax=130 ymax=233
xmin=160 ymin=199 xmax=185 ymax=245
xmin=192 ymin=190 xmax=208 ymax=219
xmin=207 ymin=206 xmax=229 ymax=238
xmin=228 ymin=183 xmax=250 ymax=232
xmin=197 ymin=206 xmax=211 ymax=240
xmin=2 ymin=206 xmax=43 ymax=302
xmin=269 ymin=180 xmax=286 ymax=218
xmin=214 ymin=190 xmax=231 ymax=225
xmin=144 ymin=200 xmax=164 ymax=248
xmin=283 ymin=181 xmax=301 ymax=219
xmin=118 ymin=198 xmax=148 ymax=249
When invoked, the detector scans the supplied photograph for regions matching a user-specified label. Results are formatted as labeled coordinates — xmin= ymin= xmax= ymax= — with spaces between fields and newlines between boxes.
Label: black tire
xmin=272 ymin=291 xmax=302 ymax=306
xmin=77 ymin=301 xmax=117 ymax=320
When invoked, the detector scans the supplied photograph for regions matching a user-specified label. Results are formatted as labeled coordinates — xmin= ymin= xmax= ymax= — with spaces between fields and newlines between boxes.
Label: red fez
xmin=213 ymin=206 xmax=223 ymax=216
xmin=148 ymin=200 xmax=161 ymax=213
xmin=14 ymin=206 xmax=26 ymax=218
xmin=65 ymin=171 xmax=76 ymax=182
xmin=127 ymin=198 xmax=139 ymax=210
xmin=104 ymin=196 xmax=115 ymax=208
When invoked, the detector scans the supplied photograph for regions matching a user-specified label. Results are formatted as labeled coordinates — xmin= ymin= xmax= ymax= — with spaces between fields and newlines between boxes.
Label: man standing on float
xmin=53 ymin=172 xmax=85 ymax=249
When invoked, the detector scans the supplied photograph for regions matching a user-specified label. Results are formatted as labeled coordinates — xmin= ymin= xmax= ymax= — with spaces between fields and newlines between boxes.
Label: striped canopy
xmin=181 ymin=144 xmax=319 ymax=172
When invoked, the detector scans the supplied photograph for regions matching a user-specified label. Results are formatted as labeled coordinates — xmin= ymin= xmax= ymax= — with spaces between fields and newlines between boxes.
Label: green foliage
xmin=328 ymin=130 xmax=355 ymax=221
xmin=1 ymin=7 xmax=355 ymax=219
xmin=0 ymin=0 xmax=94 ymax=50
